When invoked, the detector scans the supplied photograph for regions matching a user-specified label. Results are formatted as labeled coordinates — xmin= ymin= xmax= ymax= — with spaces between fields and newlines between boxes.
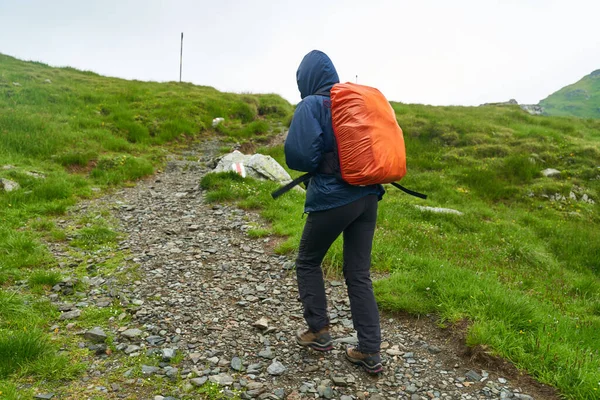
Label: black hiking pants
xmin=295 ymin=194 xmax=381 ymax=354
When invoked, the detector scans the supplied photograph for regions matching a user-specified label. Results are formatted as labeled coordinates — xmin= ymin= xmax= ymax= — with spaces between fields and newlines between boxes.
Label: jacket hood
xmin=296 ymin=50 xmax=340 ymax=99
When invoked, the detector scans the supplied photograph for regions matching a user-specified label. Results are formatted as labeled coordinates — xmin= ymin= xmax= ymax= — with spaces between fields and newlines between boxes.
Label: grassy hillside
xmin=202 ymin=104 xmax=600 ymax=399
xmin=540 ymin=69 xmax=600 ymax=118
xmin=0 ymin=53 xmax=292 ymax=398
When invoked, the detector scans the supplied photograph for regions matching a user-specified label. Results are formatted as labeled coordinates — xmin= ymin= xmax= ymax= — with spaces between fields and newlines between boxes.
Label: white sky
xmin=1 ymin=0 xmax=599 ymax=106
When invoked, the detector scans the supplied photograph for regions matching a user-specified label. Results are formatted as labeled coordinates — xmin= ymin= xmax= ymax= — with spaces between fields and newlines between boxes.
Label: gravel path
xmin=44 ymin=144 xmax=558 ymax=400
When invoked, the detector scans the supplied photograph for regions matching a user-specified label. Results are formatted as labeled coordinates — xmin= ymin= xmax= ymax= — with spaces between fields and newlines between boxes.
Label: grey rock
xmin=427 ymin=345 xmax=441 ymax=354
xmin=146 ymin=335 xmax=165 ymax=345
xmin=207 ymin=356 xmax=219 ymax=365
xmin=332 ymin=376 xmax=347 ymax=387
xmin=317 ymin=385 xmax=334 ymax=399
xmin=213 ymin=151 xmax=297 ymax=187
xmin=500 ymin=390 xmax=513 ymax=399
xmin=266 ymin=360 xmax=286 ymax=376
xmin=209 ymin=373 xmax=234 ymax=386
xmin=542 ymin=168 xmax=561 ymax=178
xmin=253 ymin=317 xmax=269 ymax=330
xmin=141 ymin=365 xmax=160 ymax=375
xmin=191 ymin=376 xmax=208 ymax=387
xmin=59 ymin=310 xmax=81 ymax=320
xmin=88 ymin=343 xmax=107 ymax=355
xmin=247 ymin=363 xmax=263 ymax=373
xmin=121 ymin=328 xmax=143 ymax=339
xmin=570 ymin=191 xmax=577 ymax=200
xmin=282 ymin=261 xmax=295 ymax=270
xmin=124 ymin=345 xmax=140 ymax=354
xmin=386 ymin=348 xmax=403 ymax=356
xmin=273 ymin=388 xmax=285 ymax=399
xmin=405 ymin=384 xmax=418 ymax=393
xmin=335 ymin=335 xmax=359 ymax=345
xmin=165 ymin=367 xmax=179 ymax=379
xmin=231 ymin=356 xmax=243 ymax=371
xmin=162 ymin=348 xmax=176 ymax=361
xmin=34 ymin=394 xmax=55 ymax=399
xmin=84 ymin=327 xmax=108 ymax=343
xmin=520 ymin=104 xmax=544 ymax=115
xmin=246 ymin=382 xmax=264 ymax=392
xmin=466 ymin=370 xmax=483 ymax=382
xmin=258 ymin=348 xmax=275 ymax=359
xmin=415 ymin=205 xmax=463 ymax=216
xmin=189 ymin=352 xmax=202 ymax=364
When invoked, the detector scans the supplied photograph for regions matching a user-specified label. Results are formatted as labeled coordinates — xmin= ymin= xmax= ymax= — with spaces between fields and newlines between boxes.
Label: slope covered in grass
xmin=202 ymin=103 xmax=600 ymax=399
xmin=0 ymin=53 xmax=292 ymax=395
xmin=540 ymin=69 xmax=600 ymax=119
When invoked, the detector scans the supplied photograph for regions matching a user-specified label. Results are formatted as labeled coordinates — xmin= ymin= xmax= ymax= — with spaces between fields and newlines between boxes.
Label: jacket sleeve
xmin=284 ymin=100 xmax=324 ymax=173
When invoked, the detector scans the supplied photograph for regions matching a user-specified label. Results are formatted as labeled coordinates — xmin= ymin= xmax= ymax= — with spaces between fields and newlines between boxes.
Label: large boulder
xmin=213 ymin=151 xmax=300 ymax=188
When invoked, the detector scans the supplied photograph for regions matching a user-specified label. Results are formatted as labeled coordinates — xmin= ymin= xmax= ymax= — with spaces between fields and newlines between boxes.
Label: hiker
xmin=285 ymin=50 xmax=385 ymax=374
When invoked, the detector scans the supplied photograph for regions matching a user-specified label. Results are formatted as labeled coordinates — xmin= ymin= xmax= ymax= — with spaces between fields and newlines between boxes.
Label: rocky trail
xmin=41 ymin=142 xmax=558 ymax=400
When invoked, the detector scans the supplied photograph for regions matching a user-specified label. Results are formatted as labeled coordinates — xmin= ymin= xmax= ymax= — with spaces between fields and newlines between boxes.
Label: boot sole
xmin=295 ymin=337 xmax=334 ymax=352
xmin=345 ymin=352 xmax=383 ymax=374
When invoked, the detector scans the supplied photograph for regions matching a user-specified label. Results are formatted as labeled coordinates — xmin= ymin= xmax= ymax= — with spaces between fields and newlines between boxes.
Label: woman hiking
xmin=284 ymin=50 xmax=385 ymax=374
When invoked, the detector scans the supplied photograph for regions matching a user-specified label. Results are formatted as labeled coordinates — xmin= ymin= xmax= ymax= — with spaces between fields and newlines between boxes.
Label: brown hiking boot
xmin=295 ymin=327 xmax=334 ymax=351
xmin=345 ymin=346 xmax=383 ymax=374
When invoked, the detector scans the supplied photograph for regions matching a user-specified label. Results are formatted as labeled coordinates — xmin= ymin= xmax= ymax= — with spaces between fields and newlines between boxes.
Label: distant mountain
xmin=539 ymin=69 xmax=600 ymax=118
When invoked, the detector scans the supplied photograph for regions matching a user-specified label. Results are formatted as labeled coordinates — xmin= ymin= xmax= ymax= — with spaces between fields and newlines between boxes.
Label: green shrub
xmin=500 ymin=155 xmax=539 ymax=184
xmin=229 ymin=102 xmax=257 ymax=123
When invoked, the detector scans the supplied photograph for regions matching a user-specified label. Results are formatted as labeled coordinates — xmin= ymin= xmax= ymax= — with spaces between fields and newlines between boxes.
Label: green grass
xmin=28 ymin=270 xmax=61 ymax=289
xmin=0 ymin=380 xmax=32 ymax=400
xmin=202 ymin=103 xmax=600 ymax=399
xmin=0 ymin=290 xmax=80 ymax=382
xmin=0 ymin=53 xmax=292 ymax=394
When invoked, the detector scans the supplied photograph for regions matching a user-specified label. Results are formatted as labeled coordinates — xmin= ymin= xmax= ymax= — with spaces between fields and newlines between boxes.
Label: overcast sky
xmin=1 ymin=0 xmax=599 ymax=106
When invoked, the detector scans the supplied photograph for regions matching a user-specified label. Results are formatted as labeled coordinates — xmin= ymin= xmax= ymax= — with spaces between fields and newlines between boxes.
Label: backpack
xmin=272 ymin=83 xmax=426 ymax=199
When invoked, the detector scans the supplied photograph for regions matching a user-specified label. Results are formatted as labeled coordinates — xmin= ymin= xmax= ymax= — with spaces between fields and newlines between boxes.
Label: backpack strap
xmin=271 ymin=173 xmax=312 ymax=199
xmin=272 ymin=175 xmax=428 ymax=200
xmin=390 ymin=182 xmax=428 ymax=199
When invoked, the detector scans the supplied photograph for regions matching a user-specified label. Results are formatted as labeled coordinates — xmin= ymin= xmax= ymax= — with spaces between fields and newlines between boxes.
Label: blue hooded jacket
xmin=284 ymin=50 xmax=384 ymax=213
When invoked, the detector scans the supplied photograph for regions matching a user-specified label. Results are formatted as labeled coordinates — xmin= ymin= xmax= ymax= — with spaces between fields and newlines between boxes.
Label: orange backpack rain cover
xmin=330 ymin=83 xmax=406 ymax=186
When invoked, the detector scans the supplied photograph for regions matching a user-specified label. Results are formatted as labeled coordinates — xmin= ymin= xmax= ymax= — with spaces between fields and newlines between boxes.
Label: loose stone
xmin=267 ymin=361 xmax=286 ymax=376
xmin=84 ymin=327 xmax=108 ymax=343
